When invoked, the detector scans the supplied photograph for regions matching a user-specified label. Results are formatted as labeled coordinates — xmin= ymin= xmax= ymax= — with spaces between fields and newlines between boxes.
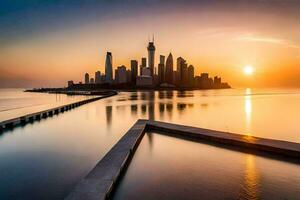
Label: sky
xmin=0 ymin=0 xmax=300 ymax=88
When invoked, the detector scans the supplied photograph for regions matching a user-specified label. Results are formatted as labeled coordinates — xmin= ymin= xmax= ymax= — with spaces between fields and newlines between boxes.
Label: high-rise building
xmin=142 ymin=67 xmax=151 ymax=76
xmin=160 ymin=55 xmax=165 ymax=65
xmin=140 ymin=57 xmax=147 ymax=76
xmin=158 ymin=55 xmax=165 ymax=84
xmin=85 ymin=73 xmax=89 ymax=84
xmin=131 ymin=60 xmax=138 ymax=84
xmin=105 ymin=52 xmax=113 ymax=83
xmin=95 ymin=71 xmax=101 ymax=84
xmin=188 ymin=65 xmax=195 ymax=86
xmin=67 ymin=80 xmax=74 ymax=87
xmin=177 ymin=57 xmax=188 ymax=85
xmin=214 ymin=76 xmax=221 ymax=85
xmin=126 ymin=69 xmax=131 ymax=83
xmin=115 ymin=65 xmax=127 ymax=84
xmin=158 ymin=63 xmax=165 ymax=84
xmin=165 ymin=53 xmax=173 ymax=84
xmin=90 ymin=78 xmax=95 ymax=84
xmin=141 ymin=57 xmax=147 ymax=68
xmin=147 ymin=38 xmax=155 ymax=76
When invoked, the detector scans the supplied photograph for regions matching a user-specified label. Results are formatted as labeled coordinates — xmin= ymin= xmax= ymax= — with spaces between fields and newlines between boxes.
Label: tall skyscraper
xmin=131 ymin=60 xmax=138 ymax=84
xmin=84 ymin=73 xmax=89 ymax=84
xmin=177 ymin=57 xmax=187 ymax=85
xmin=105 ymin=52 xmax=113 ymax=83
xmin=147 ymin=37 xmax=155 ymax=76
xmin=140 ymin=57 xmax=147 ymax=76
xmin=160 ymin=55 xmax=165 ymax=65
xmin=115 ymin=65 xmax=127 ymax=84
xmin=141 ymin=57 xmax=147 ymax=68
xmin=95 ymin=71 xmax=101 ymax=84
xmin=158 ymin=55 xmax=165 ymax=84
xmin=188 ymin=65 xmax=195 ymax=86
xmin=165 ymin=53 xmax=173 ymax=84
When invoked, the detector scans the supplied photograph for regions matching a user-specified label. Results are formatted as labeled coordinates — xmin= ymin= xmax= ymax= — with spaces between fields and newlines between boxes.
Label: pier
xmin=0 ymin=91 xmax=117 ymax=131
xmin=65 ymin=119 xmax=300 ymax=200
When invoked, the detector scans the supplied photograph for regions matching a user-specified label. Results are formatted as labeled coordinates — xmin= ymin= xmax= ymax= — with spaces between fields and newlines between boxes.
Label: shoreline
xmin=25 ymin=85 xmax=231 ymax=94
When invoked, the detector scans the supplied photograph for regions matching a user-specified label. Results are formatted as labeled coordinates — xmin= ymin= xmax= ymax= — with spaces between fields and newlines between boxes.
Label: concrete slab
xmin=65 ymin=120 xmax=147 ymax=200
xmin=65 ymin=119 xmax=300 ymax=200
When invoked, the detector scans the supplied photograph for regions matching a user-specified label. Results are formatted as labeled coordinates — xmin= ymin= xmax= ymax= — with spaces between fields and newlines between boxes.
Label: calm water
xmin=0 ymin=88 xmax=300 ymax=199
xmin=0 ymin=88 xmax=93 ymax=121
xmin=113 ymin=132 xmax=300 ymax=200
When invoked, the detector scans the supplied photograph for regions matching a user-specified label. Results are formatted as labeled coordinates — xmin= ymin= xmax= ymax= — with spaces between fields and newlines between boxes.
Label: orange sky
xmin=0 ymin=1 xmax=300 ymax=88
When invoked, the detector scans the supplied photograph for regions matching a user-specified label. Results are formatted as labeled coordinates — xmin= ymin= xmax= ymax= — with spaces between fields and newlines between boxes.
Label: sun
xmin=243 ymin=65 xmax=254 ymax=76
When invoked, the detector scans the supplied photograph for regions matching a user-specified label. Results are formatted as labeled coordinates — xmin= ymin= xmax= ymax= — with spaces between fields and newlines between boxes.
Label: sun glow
xmin=243 ymin=65 xmax=254 ymax=76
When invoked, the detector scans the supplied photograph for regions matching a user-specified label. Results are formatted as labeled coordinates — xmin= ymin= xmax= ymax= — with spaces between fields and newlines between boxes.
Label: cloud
xmin=236 ymin=34 xmax=300 ymax=49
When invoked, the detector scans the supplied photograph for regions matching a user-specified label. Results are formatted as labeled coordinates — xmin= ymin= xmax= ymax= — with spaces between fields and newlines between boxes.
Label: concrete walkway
xmin=65 ymin=119 xmax=300 ymax=200
xmin=0 ymin=91 xmax=117 ymax=131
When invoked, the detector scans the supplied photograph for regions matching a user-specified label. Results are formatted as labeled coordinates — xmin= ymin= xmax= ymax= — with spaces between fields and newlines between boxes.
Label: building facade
xmin=105 ymin=52 xmax=113 ymax=83
xmin=165 ymin=53 xmax=174 ymax=85
xmin=85 ymin=73 xmax=89 ymax=84
xmin=131 ymin=60 xmax=138 ymax=84
xmin=147 ymin=39 xmax=155 ymax=76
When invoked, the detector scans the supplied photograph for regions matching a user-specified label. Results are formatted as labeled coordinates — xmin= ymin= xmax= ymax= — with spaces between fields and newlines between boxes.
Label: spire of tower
xmin=152 ymin=34 xmax=154 ymax=43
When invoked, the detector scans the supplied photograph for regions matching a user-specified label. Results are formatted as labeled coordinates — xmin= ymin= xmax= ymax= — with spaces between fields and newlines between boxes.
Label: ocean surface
xmin=0 ymin=88 xmax=299 ymax=199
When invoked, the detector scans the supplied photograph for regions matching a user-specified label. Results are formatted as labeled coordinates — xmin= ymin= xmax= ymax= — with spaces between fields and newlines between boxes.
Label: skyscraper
xmin=115 ymin=65 xmax=127 ymax=84
xmin=147 ymin=37 xmax=155 ymax=76
xmin=141 ymin=57 xmax=147 ymax=68
xmin=84 ymin=73 xmax=89 ymax=84
xmin=140 ymin=57 xmax=147 ymax=75
xmin=158 ymin=55 xmax=165 ymax=84
xmin=131 ymin=60 xmax=138 ymax=84
xmin=165 ymin=53 xmax=173 ymax=84
xmin=177 ymin=57 xmax=187 ymax=85
xmin=105 ymin=52 xmax=113 ymax=83
xmin=95 ymin=71 xmax=101 ymax=84
xmin=160 ymin=55 xmax=165 ymax=65
xmin=188 ymin=65 xmax=195 ymax=86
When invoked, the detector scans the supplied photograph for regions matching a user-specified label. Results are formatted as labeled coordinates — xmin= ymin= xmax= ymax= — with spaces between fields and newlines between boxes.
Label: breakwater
xmin=0 ymin=91 xmax=117 ymax=131
xmin=65 ymin=119 xmax=300 ymax=200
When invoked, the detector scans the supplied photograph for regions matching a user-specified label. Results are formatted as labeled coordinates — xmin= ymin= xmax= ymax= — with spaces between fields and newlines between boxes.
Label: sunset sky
xmin=1 ymin=0 xmax=300 ymax=88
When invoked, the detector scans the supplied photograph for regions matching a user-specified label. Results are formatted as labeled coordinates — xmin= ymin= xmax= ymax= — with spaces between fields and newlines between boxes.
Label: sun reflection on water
xmin=239 ymin=155 xmax=260 ymax=200
xmin=245 ymin=88 xmax=252 ymax=136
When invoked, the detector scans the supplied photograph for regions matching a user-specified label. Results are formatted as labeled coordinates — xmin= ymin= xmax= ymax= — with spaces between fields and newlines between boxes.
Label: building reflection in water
xmin=141 ymin=104 xmax=147 ymax=116
xmin=177 ymin=103 xmax=187 ymax=113
xmin=129 ymin=92 xmax=138 ymax=100
xmin=159 ymin=103 xmax=165 ymax=120
xmin=238 ymin=154 xmax=260 ymax=200
xmin=166 ymin=90 xmax=174 ymax=99
xmin=106 ymin=105 xmax=112 ymax=129
xmin=158 ymin=91 xmax=165 ymax=99
xmin=107 ymin=91 xmax=197 ymax=127
xmin=245 ymin=88 xmax=252 ymax=135
xmin=130 ymin=104 xmax=138 ymax=116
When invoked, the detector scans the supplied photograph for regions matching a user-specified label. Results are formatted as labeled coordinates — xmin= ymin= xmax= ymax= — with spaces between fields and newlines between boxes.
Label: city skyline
xmin=1 ymin=0 xmax=300 ymax=88
xmin=73 ymin=38 xmax=229 ymax=90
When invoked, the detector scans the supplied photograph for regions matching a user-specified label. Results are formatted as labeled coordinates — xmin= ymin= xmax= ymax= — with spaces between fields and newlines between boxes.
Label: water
xmin=0 ymin=88 xmax=299 ymax=199
xmin=112 ymin=132 xmax=300 ymax=200
xmin=0 ymin=88 xmax=93 ymax=121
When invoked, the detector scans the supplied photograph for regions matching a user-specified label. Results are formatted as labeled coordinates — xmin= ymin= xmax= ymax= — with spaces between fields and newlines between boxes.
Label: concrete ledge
xmin=65 ymin=119 xmax=147 ymax=200
xmin=146 ymin=120 xmax=300 ymax=158
xmin=0 ymin=91 xmax=117 ymax=131
xmin=65 ymin=120 xmax=300 ymax=200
